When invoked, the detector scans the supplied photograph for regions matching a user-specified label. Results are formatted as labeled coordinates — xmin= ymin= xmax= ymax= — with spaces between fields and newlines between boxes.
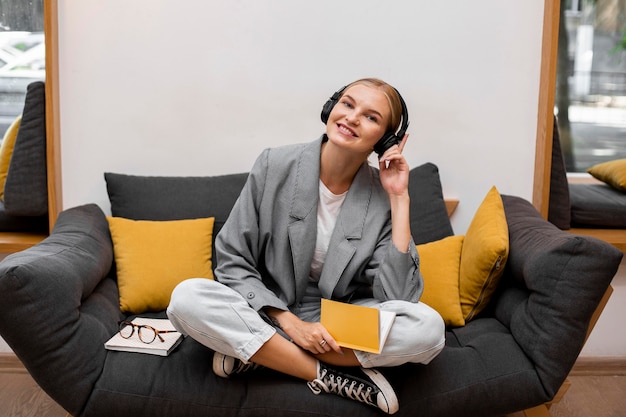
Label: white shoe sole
xmin=212 ymin=352 xmax=231 ymax=378
xmin=362 ymin=368 xmax=399 ymax=415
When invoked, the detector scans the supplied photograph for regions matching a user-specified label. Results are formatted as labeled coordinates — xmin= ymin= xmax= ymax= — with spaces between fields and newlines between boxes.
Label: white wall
xmin=57 ymin=0 xmax=544 ymax=234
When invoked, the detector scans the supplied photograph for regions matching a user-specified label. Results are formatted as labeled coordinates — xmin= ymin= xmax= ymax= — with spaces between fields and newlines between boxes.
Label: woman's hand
xmin=378 ymin=134 xmax=413 ymax=252
xmin=378 ymin=134 xmax=410 ymax=197
xmin=265 ymin=308 xmax=342 ymax=355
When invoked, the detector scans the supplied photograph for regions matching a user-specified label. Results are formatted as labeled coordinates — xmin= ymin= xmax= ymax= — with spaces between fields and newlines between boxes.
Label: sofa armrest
xmin=0 ymin=204 xmax=119 ymax=415
xmin=495 ymin=195 xmax=623 ymax=397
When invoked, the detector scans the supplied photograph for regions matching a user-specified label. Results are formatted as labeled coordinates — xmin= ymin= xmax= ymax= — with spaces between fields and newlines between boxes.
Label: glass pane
xmin=0 ymin=0 xmax=44 ymax=138
xmin=556 ymin=0 xmax=626 ymax=172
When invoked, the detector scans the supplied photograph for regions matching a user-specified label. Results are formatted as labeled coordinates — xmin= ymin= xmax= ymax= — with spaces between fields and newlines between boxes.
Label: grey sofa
xmin=0 ymin=163 xmax=622 ymax=417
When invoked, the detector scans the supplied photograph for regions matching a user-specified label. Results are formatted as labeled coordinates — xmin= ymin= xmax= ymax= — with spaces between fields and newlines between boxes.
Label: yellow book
xmin=320 ymin=299 xmax=396 ymax=354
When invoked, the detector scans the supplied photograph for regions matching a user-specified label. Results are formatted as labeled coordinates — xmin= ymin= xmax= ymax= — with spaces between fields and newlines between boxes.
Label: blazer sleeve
xmin=370 ymin=236 xmax=423 ymax=303
xmin=213 ymin=149 xmax=290 ymax=312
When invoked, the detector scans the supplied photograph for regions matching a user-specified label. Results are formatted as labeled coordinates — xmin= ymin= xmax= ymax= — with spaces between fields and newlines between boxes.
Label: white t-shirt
xmin=309 ymin=180 xmax=347 ymax=282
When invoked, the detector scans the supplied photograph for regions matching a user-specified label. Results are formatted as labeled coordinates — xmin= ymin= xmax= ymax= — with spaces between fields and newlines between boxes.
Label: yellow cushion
xmin=459 ymin=186 xmax=509 ymax=321
xmin=417 ymin=235 xmax=465 ymax=327
xmin=107 ymin=216 xmax=215 ymax=313
xmin=0 ymin=115 xmax=22 ymax=200
xmin=587 ymin=158 xmax=626 ymax=191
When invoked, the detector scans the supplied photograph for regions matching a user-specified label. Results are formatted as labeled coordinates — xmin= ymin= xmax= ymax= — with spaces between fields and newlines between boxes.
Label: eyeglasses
xmin=118 ymin=320 xmax=179 ymax=344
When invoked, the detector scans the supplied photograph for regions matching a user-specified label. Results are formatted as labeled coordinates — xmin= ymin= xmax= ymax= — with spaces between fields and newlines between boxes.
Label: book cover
xmin=320 ymin=299 xmax=395 ymax=354
xmin=105 ymin=317 xmax=183 ymax=357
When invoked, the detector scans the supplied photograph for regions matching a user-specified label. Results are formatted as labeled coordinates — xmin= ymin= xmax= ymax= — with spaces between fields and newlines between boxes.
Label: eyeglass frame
xmin=118 ymin=320 xmax=179 ymax=344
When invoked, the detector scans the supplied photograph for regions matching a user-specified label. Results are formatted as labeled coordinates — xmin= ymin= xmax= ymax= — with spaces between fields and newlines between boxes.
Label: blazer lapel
xmin=318 ymin=163 xmax=372 ymax=299
xmin=288 ymin=139 xmax=322 ymax=302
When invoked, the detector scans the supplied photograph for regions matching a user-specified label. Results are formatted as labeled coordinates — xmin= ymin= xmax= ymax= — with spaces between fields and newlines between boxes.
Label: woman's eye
xmin=341 ymin=100 xmax=353 ymax=109
xmin=366 ymin=115 xmax=378 ymax=123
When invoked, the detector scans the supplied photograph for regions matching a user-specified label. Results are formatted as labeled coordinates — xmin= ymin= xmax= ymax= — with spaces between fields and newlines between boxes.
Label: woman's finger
xmin=398 ymin=133 xmax=409 ymax=153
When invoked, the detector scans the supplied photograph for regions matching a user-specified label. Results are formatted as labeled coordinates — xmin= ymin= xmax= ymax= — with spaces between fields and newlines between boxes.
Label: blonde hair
xmin=342 ymin=78 xmax=403 ymax=134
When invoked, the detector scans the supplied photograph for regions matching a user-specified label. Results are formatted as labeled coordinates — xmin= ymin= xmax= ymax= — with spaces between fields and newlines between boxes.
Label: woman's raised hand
xmin=378 ymin=134 xmax=410 ymax=197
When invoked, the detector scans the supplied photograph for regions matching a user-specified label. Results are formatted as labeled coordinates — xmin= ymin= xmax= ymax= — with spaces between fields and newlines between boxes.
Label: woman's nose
xmin=345 ymin=111 xmax=359 ymax=125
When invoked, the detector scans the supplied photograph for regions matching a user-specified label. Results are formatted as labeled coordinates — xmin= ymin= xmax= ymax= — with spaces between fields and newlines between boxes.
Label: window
xmin=556 ymin=0 xmax=626 ymax=172
xmin=0 ymin=0 xmax=44 ymax=138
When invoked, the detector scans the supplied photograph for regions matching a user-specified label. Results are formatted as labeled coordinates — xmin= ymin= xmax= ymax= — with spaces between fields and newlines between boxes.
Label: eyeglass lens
xmin=118 ymin=321 xmax=157 ymax=344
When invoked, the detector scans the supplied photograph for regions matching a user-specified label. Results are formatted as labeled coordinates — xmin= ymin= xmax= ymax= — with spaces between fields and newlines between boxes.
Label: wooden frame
xmin=0 ymin=0 xmax=62 ymax=254
xmin=44 ymin=0 xmax=62 ymax=231
xmin=532 ymin=0 xmax=560 ymax=218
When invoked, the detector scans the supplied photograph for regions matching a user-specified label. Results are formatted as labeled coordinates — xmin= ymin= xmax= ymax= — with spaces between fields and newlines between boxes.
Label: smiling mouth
xmin=337 ymin=124 xmax=357 ymax=137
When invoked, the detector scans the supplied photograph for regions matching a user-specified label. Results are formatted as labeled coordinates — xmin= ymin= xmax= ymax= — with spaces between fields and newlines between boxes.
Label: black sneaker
xmin=307 ymin=362 xmax=399 ymax=414
xmin=212 ymin=352 xmax=260 ymax=378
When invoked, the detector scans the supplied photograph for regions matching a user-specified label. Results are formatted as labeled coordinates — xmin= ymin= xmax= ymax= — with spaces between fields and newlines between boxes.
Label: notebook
xmin=104 ymin=317 xmax=183 ymax=356
xmin=320 ymin=299 xmax=396 ymax=354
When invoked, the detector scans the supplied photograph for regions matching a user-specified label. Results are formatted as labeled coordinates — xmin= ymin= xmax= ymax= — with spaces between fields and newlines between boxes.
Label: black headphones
xmin=320 ymin=84 xmax=410 ymax=156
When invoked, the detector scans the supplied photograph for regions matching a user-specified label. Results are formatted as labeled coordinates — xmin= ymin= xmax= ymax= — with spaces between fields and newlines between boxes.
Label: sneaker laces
xmin=308 ymin=367 xmax=377 ymax=408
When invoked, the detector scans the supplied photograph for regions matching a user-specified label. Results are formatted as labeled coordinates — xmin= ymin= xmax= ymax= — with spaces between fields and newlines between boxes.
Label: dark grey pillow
xmin=0 ymin=204 xmax=117 ymax=416
xmin=408 ymin=162 xmax=454 ymax=244
xmin=4 ymin=81 xmax=48 ymax=217
xmin=548 ymin=116 xmax=571 ymax=230
xmin=497 ymin=195 xmax=622 ymax=394
xmin=105 ymin=172 xmax=248 ymax=244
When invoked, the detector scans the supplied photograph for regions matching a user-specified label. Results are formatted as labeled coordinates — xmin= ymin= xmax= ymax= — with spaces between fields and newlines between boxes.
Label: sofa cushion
xmin=3 ymin=81 xmax=48 ymax=217
xmin=459 ymin=186 xmax=509 ymax=321
xmin=0 ymin=204 xmax=119 ymax=416
xmin=569 ymin=182 xmax=626 ymax=228
xmin=496 ymin=195 xmax=622 ymax=395
xmin=408 ymin=162 xmax=454 ymax=244
xmin=105 ymin=172 xmax=249 ymax=263
xmin=105 ymin=172 xmax=247 ymax=226
xmin=548 ymin=116 xmax=571 ymax=229
xmin=417 ymin=235 xmax=465 ymax=327
xmin=0 ymin=114 xmax=21 ymax=200
xmin=107 ymin=216 xmax=215 ymax=313
xmin=587 ymin=158 xmax=626 ymax=191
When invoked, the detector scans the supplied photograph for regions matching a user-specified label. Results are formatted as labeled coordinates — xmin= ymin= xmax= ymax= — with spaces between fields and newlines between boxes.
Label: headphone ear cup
xmin=321 ymin=86 xmax=346 ymax=125
xmin=373 ymin=133 xmax=401 ymax=157
xmin=320 ymin=98 xmax=335 ymax=124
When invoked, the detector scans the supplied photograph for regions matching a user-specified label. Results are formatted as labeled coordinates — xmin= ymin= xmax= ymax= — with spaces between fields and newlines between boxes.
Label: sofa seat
xmin=569 ymin=182 xmax=626 ymax=228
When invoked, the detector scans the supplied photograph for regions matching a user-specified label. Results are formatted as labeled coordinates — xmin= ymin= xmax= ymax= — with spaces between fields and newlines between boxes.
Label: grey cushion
xmin=408 ymin=162 xmax=454 ymax=244
xmin=569 ymin=182 xmax=626 ymax=228
xmin=548 ymin=116 xmax=571 ymax=229
xmin=105 ymin=172 xmax=249 ymax=264
xmin=0 ymin=204 xmax=118 ymax=416
xmin=3 ymin=81 xmax=48 ymax=217
xmin=105 ymin=172 xmax=248 ymax=236
xmin=496 ymin=194 xmax=622 ymax=395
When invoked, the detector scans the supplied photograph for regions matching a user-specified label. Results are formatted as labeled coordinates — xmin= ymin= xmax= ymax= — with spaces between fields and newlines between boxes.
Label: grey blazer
xmin=214 ymin=137 xmax=423 ymax=313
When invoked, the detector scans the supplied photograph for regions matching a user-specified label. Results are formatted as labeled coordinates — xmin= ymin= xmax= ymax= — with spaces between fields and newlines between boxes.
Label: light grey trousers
xmin=167 ymin=278 xmax=445 ymax=368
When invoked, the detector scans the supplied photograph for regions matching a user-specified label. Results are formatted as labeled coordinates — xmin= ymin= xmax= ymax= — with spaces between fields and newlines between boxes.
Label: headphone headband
xmin=320 ymin=84 xmax=409 ymax=156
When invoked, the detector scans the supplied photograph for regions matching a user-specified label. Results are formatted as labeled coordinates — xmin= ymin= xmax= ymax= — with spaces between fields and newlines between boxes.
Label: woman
xmin=167 ymin=78 xmax=445 ymax=415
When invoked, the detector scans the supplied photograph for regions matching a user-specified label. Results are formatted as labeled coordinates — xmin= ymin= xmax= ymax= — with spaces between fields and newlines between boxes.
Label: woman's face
xmin=325 ymin=84 xmax=391 ymax=157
